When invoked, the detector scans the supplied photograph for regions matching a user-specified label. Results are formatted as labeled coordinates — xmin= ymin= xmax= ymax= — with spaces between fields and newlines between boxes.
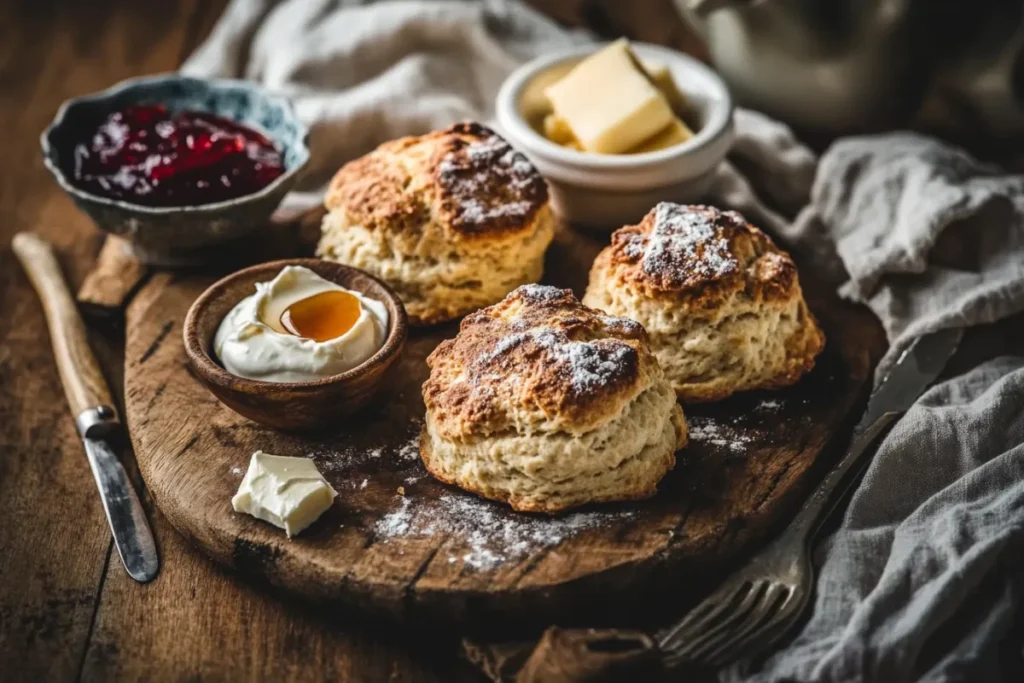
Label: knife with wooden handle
xmin=12 ymin=232 xmax=159 ymax=583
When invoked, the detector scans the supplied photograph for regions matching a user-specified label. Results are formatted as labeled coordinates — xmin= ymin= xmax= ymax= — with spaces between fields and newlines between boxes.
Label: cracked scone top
xmin=421 ymin=284 xmax=687 ymax=513
xmin=317 ymin=122 xmax=556 ymax=325
xmin=583 ymin=203 xmax=825 ymax=402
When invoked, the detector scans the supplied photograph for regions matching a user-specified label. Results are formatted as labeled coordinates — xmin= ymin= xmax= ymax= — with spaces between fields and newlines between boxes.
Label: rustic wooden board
xmin=124 ymin=214 xmax=884 ymax=632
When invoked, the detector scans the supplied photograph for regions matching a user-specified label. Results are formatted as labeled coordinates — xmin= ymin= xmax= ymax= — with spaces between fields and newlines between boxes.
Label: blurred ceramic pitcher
xmin=677 ymin=0 xmax=1024 ymax=145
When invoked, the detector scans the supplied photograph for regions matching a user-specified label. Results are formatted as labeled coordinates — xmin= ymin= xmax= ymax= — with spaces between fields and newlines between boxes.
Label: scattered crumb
xmin=397 ymin=486 xmax=406 ymax=496
xmin=757 ymin=398 xmax=782 ymax=411
xmin=230 ymin=466 xmax=244 ymax=476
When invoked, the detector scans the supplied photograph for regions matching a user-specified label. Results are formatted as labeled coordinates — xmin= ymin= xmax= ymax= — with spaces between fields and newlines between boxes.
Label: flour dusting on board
xmin=375 ymin=492 xmax=635 ymax=570
xmin=756 ymin=398 xmax=782 ymax=412
xmin=688 ymin=415 xmax=755 ymax=454
xmin=308 ymin=416 xmax=422 ymax=480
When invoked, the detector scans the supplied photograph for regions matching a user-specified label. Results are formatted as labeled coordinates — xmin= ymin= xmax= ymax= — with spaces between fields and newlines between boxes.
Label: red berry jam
xmin=70 ymin=105 xmax=285 ymax=207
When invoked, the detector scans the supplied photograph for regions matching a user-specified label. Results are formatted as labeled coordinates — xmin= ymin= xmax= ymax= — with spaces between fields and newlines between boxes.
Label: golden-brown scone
xmin=317 ymin=122 xmax=556 ymax=325
xmin=420 ymin=284 xmax=687 ymax=513
xmin=583 ymin=203 xmax=824 ymax=402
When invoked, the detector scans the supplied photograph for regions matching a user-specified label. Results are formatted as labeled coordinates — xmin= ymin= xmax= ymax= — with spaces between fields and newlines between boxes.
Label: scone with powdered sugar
xmin=583 ymin=203 xmax=824 ymax=402
xmin=317 ymin=122 xmax=555 ymax=325
xmin=420 ymin=284 xmax=687 ymax=513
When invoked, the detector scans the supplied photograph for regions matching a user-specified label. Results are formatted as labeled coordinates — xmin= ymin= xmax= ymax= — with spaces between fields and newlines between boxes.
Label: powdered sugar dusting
xmin=478 ymin=327 xmax=635 ymax=395
xmin=374 ymin=492 xmax=635 ymax=570
xmin=559 ymin=341 xmax=633 ymax=393
xmin=517 ymin=283 xmax=565 ymax=302
xmin=598 ymin=313 xmax=644 ymax=336
xmin=457 ymin=196 xmax=534 ymax=224
xmin=625 ymin=203 xmax=740 ymax=284
xmin=436 ymin=128 xmax=545 ymax=231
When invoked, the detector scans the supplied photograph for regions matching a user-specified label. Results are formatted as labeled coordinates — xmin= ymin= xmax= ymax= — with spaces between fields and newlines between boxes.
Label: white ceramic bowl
xmin=495 ymin=42 xmax=734 ymax=230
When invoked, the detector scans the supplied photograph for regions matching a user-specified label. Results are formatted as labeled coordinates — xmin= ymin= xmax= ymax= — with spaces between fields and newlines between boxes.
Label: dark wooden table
xmin=0 ymin=1 xmax=702 ymax=680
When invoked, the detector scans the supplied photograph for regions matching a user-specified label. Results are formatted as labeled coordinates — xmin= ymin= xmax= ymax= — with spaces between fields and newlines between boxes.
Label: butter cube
xmin=543 ymin=113 xmax=578 ymax=146
xmin=231 ymin=451 xmax=337 ymax=538
xmin=640 ymin=59 xmax=687 ymax=113
xmin=629 ymin=118 xmax=695 ymax=154
xmin=544 ymin=39 xmax=675 ymax=154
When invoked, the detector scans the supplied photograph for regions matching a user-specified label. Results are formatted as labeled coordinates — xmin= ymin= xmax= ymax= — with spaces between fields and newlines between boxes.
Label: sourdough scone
xmin=421 ymin=284 xmax=687 ymax=513
xmin=583 ymin=203 xmax=824 ymax=402
xmin=317 ymin=122 xmax=556 ymax=325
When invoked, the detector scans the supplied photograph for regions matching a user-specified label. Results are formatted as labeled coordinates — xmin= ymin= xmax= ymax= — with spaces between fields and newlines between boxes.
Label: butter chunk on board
xmin=232 ymin=451 xmax=337 ymax=538
xmin=544 ymin=39 xmax=675 ymax=154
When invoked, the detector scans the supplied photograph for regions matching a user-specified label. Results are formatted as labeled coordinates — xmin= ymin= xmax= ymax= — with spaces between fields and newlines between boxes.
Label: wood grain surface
xmin=76 ymin=236 xmax=149 ymax=317
xmin=0 ymin=1 xmax=912 ymax=681
xmin=123 ymin=212 xmax=885 ymax=633
xmin=1 ymin=0 xmax=468 ymax=681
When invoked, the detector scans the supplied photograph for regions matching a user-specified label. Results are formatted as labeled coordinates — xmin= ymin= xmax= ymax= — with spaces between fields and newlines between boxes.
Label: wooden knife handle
xmin=12 ymin=232 xmax=116 ymax=418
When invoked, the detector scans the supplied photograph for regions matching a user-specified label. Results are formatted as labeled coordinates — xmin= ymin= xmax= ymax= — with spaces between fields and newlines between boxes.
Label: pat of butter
xmin=231 ymin=451 xmax=337 ymax=538
xmin=629 ymin=118 xmax=695 ymax=154
xmin=543 ymin=114 xmax=583 ymax=150
xmin=543 ymin=113 xmax=577 ymax=145
xmin=544 ymin=39 xmax=675 ymax=154
xmin=640 ymin=60 xmax=687 ymax=113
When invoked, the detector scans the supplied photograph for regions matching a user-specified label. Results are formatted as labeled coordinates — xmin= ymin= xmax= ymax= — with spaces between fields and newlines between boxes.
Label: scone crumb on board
xmin=397 ymin=486 xmax=406 ymax=496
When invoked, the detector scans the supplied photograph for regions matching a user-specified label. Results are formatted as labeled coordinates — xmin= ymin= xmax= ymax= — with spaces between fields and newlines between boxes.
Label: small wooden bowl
xmin=183 ymin=259 xmax=408 ymax=431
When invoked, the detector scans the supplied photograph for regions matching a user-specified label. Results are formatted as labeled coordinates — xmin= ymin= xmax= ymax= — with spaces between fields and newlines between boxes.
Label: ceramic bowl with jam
xmin=42 ymin=74 xmax=310 ymax=265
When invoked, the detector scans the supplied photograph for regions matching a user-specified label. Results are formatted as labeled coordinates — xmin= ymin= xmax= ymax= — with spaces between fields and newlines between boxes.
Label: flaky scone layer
xmin=421 ymin=285 xmax=687 ymax=513
xmin=317 ymin=122 xmax=555 ymax=325
xmin=583 ymin=203 xmax=824 ymax=402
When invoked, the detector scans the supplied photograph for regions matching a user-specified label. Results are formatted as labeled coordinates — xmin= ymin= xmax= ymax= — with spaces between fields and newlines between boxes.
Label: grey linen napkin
xmin=185 ymin=2 xmax=1024 ymax=681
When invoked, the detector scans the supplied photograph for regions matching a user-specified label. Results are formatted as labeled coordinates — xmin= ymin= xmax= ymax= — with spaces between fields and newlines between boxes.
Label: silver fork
xmin=656 ymin=328 xmax=963 ymax=669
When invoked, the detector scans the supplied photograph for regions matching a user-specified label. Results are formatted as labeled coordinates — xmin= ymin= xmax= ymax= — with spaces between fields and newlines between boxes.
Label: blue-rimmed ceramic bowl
xmin=42 ymin=74 xmax=310 ymax=266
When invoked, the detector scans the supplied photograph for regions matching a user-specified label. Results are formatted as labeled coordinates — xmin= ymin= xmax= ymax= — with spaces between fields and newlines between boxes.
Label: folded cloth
xmin=185 ymin=2 xmax=1024 ymax=681
xmin=790 ymin=134 xmax=1024 ymax=382
xmin=181 ymin=0 xmax=588 ymax=214
xmin=722 ymin=356 xmax=1024 ymax=683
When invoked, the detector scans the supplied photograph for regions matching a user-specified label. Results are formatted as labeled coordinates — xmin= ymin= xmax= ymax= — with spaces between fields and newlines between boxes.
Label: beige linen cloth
xmin=184 ymin=2 xmax=1024 ymax=682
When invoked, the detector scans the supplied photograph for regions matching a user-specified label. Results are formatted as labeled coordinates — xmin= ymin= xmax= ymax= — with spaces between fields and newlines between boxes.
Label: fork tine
xmin=702 ymin=585 xmax=800 ymax=667
xmin=661 ymin=581 xmax=764 ymax=667
xmin=672 ymin=581 xmax=774 ymax=664
xmin=658 ymin=580 xmax=750 ymax=656
xmin=727 ymin=585 xmax=810 ymax=665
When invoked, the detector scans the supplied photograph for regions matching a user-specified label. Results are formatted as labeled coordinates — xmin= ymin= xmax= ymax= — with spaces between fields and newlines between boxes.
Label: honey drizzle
xmin=280 ymin=290 xmax=362 ymax=342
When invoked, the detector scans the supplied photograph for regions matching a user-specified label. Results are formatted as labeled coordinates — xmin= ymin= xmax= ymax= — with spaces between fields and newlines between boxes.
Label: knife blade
xmin=78 ymin=408 xmax=160 ymax=583
xmin=13 ymin=232 xmax=159 ymax=583
xmin=860 ymin=327 xmax=965 ymax=427
xmin=795 ymin=326 xmax=964 ymax=539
